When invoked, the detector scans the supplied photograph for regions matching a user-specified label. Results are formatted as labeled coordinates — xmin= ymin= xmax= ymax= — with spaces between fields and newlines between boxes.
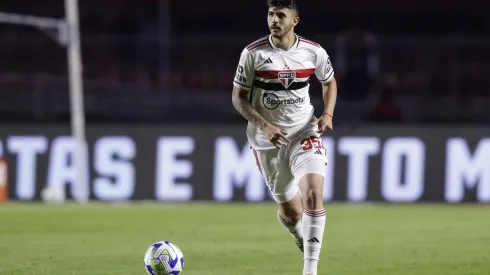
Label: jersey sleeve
xmin=314 ymin=47 xmax=334 ymax=84
xmin=233 ymin=49 xmax=255 ymax=91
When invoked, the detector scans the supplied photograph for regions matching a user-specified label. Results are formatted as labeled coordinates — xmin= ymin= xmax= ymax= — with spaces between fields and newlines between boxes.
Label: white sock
xmin=277 ymin=209 xmax=303 ymax=243
xmin=302 ymin=208 xmax=326 ymax=275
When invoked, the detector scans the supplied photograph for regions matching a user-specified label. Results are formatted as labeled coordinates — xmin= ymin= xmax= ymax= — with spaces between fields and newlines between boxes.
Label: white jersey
xmin=233 ymin=34 xmax=334 ymax=150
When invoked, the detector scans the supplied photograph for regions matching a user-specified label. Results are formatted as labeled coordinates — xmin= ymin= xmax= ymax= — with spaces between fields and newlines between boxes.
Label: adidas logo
xmin=307 ymin=237 xmax=320 ymax=243
xmin=263 ymin=58 xmax=273 ymax=64
xmin=314 ymin=149 xmax=322 ymax=155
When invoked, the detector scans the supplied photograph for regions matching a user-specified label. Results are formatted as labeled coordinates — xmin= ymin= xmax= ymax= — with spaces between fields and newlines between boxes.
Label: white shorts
xmin=252 ymin=124 xmax=328 ymax=203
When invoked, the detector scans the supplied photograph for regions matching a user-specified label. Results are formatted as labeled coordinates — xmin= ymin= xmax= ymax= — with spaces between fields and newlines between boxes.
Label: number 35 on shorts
xmin=300 ymin=136 xmax=323 ymax=151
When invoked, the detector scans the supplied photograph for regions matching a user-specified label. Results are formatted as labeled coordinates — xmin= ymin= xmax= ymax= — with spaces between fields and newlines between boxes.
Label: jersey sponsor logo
xmin=235 ymin=73 xmax=247 ymax=83
xmin=262 ymin=92 xmax=305 ymax=110
xmin=325 ymin=57 xmax=332 ymax=74
xmin=237 ymin=65 xmax=244 ymax=74
xmin=235 ymin=65 xmax=247 ymax=83
xmin=278 ymin=72 xmax=296 ymax=89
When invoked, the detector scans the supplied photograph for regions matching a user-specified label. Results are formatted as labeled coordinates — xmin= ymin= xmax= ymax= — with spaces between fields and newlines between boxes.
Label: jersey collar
xmin=268 ymin=33 xmax=299 ymax=52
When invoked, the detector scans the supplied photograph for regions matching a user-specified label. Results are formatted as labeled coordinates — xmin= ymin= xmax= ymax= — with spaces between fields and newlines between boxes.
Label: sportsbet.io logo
xmin=262 ymin=93 xmax=305 ymax=110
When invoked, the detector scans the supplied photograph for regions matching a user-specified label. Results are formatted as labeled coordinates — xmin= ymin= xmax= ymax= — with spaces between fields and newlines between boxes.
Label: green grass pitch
xmin=0 ymin=202 xmax=489 ymax=275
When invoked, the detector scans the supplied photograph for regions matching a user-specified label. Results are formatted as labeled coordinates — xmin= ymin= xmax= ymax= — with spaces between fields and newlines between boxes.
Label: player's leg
xmin=276 ymin=191 xmax=304 ymax=252
xmin=297 ymin=166 xmax=326 ymax=275
xmin=289 ymin=131 xmax=328 ymax=275
xmin=254 ymin=147 xmax=306 ymax=252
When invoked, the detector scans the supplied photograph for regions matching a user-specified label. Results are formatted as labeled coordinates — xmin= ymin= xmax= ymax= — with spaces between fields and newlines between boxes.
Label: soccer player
xmin=231 ymin=0 xmax=337 ymax=274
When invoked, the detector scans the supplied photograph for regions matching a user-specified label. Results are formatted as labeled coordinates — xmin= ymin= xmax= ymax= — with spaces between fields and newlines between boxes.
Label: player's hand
xmin=312 ymin=114 xmax=333 ymax=135
xmin=263 ymin=123 xmax=290 ymax=148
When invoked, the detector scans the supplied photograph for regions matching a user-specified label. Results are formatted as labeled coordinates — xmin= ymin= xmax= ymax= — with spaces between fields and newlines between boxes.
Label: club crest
xmin=278 ymin=72 xmax=296 ymax=89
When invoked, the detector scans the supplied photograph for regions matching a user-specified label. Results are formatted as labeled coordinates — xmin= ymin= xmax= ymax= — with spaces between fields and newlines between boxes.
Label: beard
xmin=270 ymin=23 xmax=294 ymax=38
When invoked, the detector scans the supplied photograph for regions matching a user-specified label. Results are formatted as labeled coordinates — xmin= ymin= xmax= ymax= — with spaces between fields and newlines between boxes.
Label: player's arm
xmin=232 ymin=86 xmax=269 ymax=131
xmin=232 ymin=86 xmax=289 ymax=147
xmin=314 ymin=48 xmax=337 ymax=133
xmin=321 ymin=76 xmax=337 ymax=121
xmin=232 ymin=49 xmax=289 ymax=147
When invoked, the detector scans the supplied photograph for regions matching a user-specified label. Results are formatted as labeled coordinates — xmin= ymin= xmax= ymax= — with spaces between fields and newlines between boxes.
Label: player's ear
xmin=293 ymin=16 xmax=300 ymax=26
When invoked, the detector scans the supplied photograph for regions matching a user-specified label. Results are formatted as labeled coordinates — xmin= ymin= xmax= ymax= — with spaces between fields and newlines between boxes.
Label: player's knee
xmin=303 ymin=188 xmax=323 ymax=209
xmin=301 ymin=176 xmax=324 ymax=210
xmin=299 ymin=173 xmax=324 ymax=209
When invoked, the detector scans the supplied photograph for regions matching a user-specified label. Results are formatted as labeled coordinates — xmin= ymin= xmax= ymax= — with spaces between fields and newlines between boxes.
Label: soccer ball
xmin=144 ymin=241 xmax=185 ymax=275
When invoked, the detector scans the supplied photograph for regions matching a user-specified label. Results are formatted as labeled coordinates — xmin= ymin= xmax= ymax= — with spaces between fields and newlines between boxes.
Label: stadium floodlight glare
xmin=0 ymin=0 xmax=88 ymax=204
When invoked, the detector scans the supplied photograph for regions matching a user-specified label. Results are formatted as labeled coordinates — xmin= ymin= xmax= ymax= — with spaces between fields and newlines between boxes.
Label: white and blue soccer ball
xmin=144 ymin=241 xmax=185 ymax=275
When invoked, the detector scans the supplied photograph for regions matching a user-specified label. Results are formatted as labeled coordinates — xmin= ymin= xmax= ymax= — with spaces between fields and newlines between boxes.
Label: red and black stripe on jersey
xmin=253 ymin=68 xmax=315 ymax=91
xmin=298 ymin=36 xmax=320 ymax=48
xmin=248 ymin=41 xmax=269 ymax=51
xmin=255 ymin=68 xmax=315 ymax=79
xmin=253 ymin=80 xmax=310 ymax=91
xmin=246 ymin=36 xmax=269 ymax=51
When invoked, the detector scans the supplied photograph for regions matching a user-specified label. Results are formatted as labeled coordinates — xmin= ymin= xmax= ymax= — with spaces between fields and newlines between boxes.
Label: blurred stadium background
xmin=1 ymin=0 xmax=490 ymax=124
xmin=0 ymin=1 xmax=489 ymax=274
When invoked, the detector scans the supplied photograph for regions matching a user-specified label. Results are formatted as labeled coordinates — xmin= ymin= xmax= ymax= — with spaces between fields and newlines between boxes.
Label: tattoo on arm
xmin=232 ymin=86 xmax=268 ymax=130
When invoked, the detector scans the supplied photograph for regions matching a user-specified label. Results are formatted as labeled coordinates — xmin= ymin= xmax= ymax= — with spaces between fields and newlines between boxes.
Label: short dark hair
xmin=267 ymin=0 xmax=299 ymax=15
